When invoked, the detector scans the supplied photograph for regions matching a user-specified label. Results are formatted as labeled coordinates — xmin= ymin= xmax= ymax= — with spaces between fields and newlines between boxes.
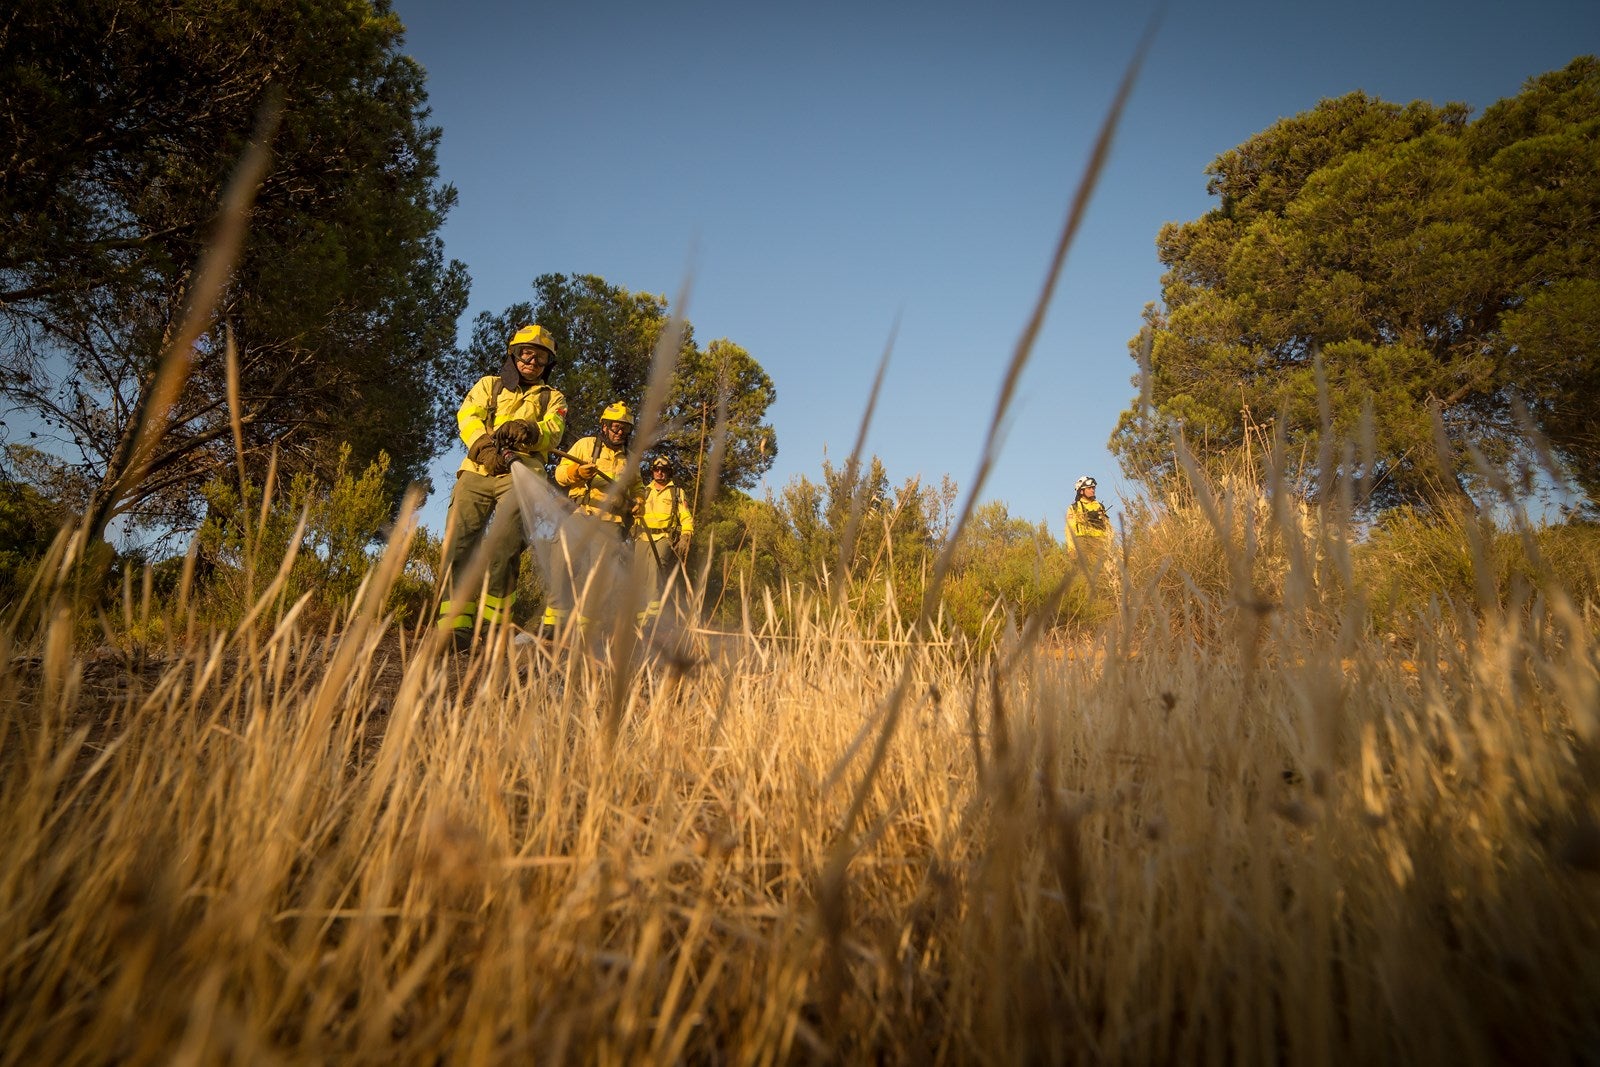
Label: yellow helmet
xmin=600 ymin=401 xmax=634 ymax=426
xmin=508 ymin=324 xmax=557 ymax=357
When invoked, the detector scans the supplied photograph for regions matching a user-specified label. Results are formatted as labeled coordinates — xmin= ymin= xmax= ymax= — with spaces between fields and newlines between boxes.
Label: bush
xmin=193 ymin=445 xmax=413 ymax=627
xmin=1357 ymin=508 xmax=1600 ymax=631
xmin=942 ymin=502 xmax=1082 ymax=646
xmin=1119 ymin=463 xmax=1320 ymax=630
xmin=0 ymin=478 xmax=65 ymax=609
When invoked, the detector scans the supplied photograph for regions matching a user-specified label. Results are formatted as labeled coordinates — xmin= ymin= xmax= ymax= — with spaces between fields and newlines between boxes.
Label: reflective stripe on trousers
xmin=479 ymin=591 xmax=515 ymax=624
xmin=437 ymin=600 xmax=476 ymax=632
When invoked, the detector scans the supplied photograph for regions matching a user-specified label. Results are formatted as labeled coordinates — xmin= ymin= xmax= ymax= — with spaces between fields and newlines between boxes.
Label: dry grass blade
xmin=920 ymin=17 xmax=1157 ymax=636
xmin=831 ymin=319 xmax=899 ymax=602
xmin=696 ymin=365 xmax=731 ymax=514
xmin=65 ymin=95 xmax=282 ymax=579
xmin=1312 ymin=343 xmax=1336 ymax=505
xmin=824 ymin=21 xmax=1156 ymax=889
xmin=223 ymin=328 xmax=256 ymax=596
xmin=1135 ymin=322 xmax=1155 ymax=416
xmin=1357 ymin=397 xmax=1379 ymax=509
xmin=609 ymin=275 xmax=692 ymax=516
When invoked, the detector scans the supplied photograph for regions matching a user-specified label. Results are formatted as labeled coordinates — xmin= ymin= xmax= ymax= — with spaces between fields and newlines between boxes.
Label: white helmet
xmin=1075 ymin=475 xmax=1096 ymax=493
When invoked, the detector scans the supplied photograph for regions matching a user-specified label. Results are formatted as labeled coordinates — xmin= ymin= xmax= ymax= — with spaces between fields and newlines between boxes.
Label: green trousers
xmin=438 ymin=469 xmax=526 ymax=632
xmin=539 ymin=513 xmax=625 ymax=631
xmin=632 ymin=534 xmax=683 ymax=623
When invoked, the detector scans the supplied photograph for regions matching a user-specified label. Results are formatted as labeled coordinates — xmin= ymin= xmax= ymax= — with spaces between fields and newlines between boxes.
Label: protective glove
xmin=468 ymin=433 xmax=503 ymax=471
xmin=497 ymin=419 xmax=539 ymax=453
xmin=672 ymin=537 xmax=690 ymax=565
xmin=575 ymin=462 xmax=598 ymax=483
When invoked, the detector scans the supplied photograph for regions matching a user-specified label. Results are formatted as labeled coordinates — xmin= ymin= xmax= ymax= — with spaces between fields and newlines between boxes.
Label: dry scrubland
xmin=4 ymin=59 xmax=1598 ymax=1064
xmin=3 ymin=469 xmax=1599 ymax=1066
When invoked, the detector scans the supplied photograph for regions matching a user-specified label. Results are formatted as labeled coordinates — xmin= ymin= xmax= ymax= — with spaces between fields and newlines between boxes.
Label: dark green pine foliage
xmin=1113 ymin=57 xmax=1599 ymax=510
xmin=0 ymin=0 xmax=471 ymax=535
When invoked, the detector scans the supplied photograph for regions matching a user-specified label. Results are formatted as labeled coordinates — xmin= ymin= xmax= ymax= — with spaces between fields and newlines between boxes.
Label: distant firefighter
xmin=1066 ymin=475 xmax=1111 ymax=548
xmin=633 ymin=454 xmax=695 ymax=624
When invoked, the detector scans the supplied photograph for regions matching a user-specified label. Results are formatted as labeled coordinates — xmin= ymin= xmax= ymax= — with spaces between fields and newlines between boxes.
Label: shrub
xmin=1120 ymin=461 xmax=1320 ymax=631
xmin=1358 ymin=508 xmax=1600 ymax=631
xmin=942 ymin=502 xmax=1082 ymax=645
xmin=194 ymin=445 xmax=411 ymax=626
xmin=0 ymin=478 xmax=64 ymax=609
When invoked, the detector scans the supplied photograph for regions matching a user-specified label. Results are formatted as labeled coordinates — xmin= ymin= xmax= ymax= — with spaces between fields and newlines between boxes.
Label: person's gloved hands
xmin=672 ymin=536 xmax=690 ymax=565
xmin=496 ymin=419 xmax=536 ymax=452
xmin=468 ymin=433 xmax=501 ymax=468
xmin=575 ymin=462 xmax=598 ymax=483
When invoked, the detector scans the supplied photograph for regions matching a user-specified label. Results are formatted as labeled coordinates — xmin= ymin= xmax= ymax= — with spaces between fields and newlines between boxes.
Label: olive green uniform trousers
xmin=438 ymin=469 xmax=527 ymax=633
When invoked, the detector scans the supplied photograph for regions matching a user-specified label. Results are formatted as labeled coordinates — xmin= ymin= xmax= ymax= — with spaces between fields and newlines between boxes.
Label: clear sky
xmin=390 ymin=0 xmax=1597 ymax=539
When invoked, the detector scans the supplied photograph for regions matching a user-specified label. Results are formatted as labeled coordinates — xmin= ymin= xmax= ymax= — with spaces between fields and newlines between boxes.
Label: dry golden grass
xmin=4 ymin=511 xmax=1599 ymax=1063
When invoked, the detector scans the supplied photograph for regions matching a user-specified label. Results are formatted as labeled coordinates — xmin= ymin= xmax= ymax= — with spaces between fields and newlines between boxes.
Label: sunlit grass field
xmin=4 ymin=470 xmax=1598 ymax=1064
xmin=5 ymin=52 xmax=1597 ymax=1062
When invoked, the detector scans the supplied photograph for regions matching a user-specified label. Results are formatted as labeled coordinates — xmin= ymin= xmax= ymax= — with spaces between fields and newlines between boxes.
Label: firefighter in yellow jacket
xmin=542 ymin=401 xmax=636 ymax=633
xmin=633 ymin=454 xmax=695 ymax=623
xmin=1062 ymin=476 xmax=1113 ymax=559
xmin=1066 ymin=475 xmax=1111 ymax=547
xmin=437 ymin=325 xmax=567 ymax=649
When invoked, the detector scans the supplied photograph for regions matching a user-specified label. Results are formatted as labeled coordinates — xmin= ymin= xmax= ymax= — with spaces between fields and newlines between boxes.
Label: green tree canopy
xmin=1112 ymin=57 xmax=1600 ymax=508
xmin=466 ymin=273 xmax=778 ymax=493
xmin=0 ymin=0 xmax=470 ymax=538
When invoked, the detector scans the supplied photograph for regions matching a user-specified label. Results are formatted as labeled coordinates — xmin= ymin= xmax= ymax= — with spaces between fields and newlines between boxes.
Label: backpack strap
xmin=486 ymin=377 xmax=504 ymax=430
xmin=521 ymin=384 xmax=551 ymax=455
xmin=491 ymin=378 xmax=553 ymax=433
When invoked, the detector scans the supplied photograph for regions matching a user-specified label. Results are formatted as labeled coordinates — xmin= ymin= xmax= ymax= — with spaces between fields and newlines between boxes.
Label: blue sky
xmin=391 ymin=0 xmax=1596 ymax=539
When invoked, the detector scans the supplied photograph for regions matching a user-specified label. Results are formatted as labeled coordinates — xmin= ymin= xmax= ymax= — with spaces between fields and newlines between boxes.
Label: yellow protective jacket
xmin=635 ymin=480 xmax=694 ymax=542
xmin=555 ymin=435 xmax=631 ymax=522
xmin=1067 ymin=498 xmax=1111 ymax=543
xmin=456 ymin=375 xmax=567 ymax=475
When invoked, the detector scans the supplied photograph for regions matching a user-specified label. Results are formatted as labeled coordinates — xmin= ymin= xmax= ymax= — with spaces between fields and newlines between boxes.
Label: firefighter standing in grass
xmin=1066 ymin=474 xmax=1112 ymax=581
xmin=437 ymin=325 xmax=567 ymax=650
xmin=633 ymin=455 xmax=694 ymax=624
xmin=1066 ymin=476 xmax=1113 ymax=616
xmin=543 ymin=402 xmax=636 ymax=633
